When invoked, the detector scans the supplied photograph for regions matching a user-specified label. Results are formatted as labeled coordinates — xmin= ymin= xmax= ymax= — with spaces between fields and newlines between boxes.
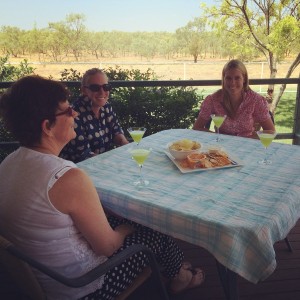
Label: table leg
xmin=216 ymin=260 xmax=239 ymax=300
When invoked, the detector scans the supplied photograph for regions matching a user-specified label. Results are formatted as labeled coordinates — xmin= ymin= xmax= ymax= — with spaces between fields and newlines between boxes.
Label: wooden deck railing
xmin=1 ymin=78 xmax=300 ymax=151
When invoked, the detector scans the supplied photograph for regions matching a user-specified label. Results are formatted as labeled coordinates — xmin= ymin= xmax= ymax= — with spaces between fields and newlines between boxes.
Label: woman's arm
xmin=193 ymin=115 xmax=212 ymax=132
xmin=253 ymin=94 xmax=275 ymax=133
xmin=193 ymin=94 xmax=216 ymax=132
xmin=49 ymin=168 xmax=134 ymax=256
xmin=260 ymin=117 xmax=276 ymax=131
xmin=250 ymin=117 xmax=275 ymax=139
xmin=114 ymin=133 xmax=129 ymax=146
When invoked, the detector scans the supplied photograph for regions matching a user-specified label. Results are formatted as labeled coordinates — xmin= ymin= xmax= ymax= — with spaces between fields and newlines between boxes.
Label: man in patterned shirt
xmin=60 ymin=68 xmax=129 ymax=162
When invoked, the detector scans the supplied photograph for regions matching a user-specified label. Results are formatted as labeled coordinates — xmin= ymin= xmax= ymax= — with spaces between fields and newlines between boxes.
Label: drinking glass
xmin=257 ymin=130 xmax=277 ymax=165
xmin=211 ymin=114 xmax=226 ymax=142
xmin=130 ymin=148 xmax=151 ymax=187
xmin=128 ymin=127 xmax=146 ymax=146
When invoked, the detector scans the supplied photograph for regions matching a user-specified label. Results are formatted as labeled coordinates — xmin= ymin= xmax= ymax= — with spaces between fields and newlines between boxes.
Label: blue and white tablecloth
xmin=78 ymin=129 xmax=300 ymax=283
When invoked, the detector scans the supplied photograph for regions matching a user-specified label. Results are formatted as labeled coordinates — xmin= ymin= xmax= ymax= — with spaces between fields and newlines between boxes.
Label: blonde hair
xmin=221 ymin=60 xmax=249 ymax=119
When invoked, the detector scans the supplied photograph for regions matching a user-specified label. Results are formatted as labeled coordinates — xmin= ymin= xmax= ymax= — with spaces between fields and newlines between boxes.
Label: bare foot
xmin=169 ymin=265 xmax=205 ymax=294
xmin=181 ymin=261 xmax=192 ymax=270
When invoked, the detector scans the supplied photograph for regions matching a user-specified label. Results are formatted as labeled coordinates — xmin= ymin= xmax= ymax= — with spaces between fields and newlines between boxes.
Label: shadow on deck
xmin=129 ymin=219 xmax=300 ymax=300
xmin=1 ymin=219 xmax=299 ymax=300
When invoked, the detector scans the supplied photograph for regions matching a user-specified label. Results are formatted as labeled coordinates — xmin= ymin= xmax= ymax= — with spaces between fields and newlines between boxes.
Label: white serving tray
xmin=164 ymin=150 xmax=243 ymax=174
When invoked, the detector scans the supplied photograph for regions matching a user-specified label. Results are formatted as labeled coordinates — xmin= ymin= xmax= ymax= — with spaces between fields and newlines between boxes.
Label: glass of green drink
xmin=128 ymin=127 xmax=146 ymax=146
xmin=130 ymin=148 xmax=151 ymax=187
xmin=257 ymin=130 xmax=277 ymax=165
xmin=211 ymin=114 xmax=226 ymax=142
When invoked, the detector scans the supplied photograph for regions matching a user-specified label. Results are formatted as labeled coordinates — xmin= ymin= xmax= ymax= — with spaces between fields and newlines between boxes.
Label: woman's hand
xmin=115 ymin=223 xmax=136 ymax=236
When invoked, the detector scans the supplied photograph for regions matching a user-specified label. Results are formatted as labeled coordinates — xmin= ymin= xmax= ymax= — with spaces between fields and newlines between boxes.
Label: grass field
xmin=9 ymin=54 xmax=300 ymax=80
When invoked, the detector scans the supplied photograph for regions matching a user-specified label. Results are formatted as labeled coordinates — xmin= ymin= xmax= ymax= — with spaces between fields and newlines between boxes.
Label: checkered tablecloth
xmin=78 ymin=129 xmax=300 ymax=283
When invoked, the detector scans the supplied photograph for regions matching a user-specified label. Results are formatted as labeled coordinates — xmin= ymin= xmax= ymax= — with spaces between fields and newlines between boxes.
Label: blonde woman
xmin=193 ymin=59 xmax=275 ymax=138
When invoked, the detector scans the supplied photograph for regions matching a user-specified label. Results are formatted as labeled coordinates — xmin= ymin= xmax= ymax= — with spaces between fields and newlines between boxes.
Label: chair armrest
xmin=7 ymin=243 xmax=158 ymax=288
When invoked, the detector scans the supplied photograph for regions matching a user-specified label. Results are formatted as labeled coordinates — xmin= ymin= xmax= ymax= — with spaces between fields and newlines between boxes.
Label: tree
xmin=85 ymin=31 xmax=111 ymax=59
xmin=203 ymin=0 xmax=300 ymax=112
xmin=158 ymin=33 xmax=178 ymax=60
xmin=0 ymin=26 xmax=24 ymax=57
xmin=44 ymin=29 xmax=65 ymax=62
xmin=48 ymin=14 xmax=87 ymax=61
xmin=176 ymin=18 xmax=207 ymax=63
xmin=130 ymin=33 xmax=159 ymax=60
xmin=24 ymin=27 xmax=49 ymax=60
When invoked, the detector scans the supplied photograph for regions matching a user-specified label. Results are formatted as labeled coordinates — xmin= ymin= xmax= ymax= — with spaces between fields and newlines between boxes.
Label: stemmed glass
xmin=257 ymin=130 xmax=277 ymax=165
xmin=211 ymin=114 xmax=226 ymax=142
xmin=128 ymin=127 xmax=146 ymax=146
xmin=130 ymin=148 xmax=151 ymax=187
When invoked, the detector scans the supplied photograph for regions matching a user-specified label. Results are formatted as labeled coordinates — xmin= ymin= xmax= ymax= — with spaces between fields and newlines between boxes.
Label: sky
xmin=0 ymin=0 xmax=215 ymax=32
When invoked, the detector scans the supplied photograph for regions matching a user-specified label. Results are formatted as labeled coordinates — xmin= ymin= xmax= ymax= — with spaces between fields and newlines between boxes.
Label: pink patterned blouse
xmin=198 ymin=89 xmax=271 ymax=137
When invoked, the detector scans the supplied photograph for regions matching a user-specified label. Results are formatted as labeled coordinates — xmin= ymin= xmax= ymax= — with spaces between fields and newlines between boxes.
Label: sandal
xmin=169 ymin=266 xmax=205 ymax=295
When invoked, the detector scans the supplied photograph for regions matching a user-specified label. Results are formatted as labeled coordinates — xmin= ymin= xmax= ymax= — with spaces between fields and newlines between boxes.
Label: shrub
xmin=59 ymin=65 xmax=203 ymax=137
xmin=0 ymin=55 xmax=35 ymax=82
xmin=0 ymin=65 xmax=202 ymax=162
xmin=59 ymin=68 xmax=82 ymax=102
xmin=0 ymin=56 xmax=36 ymax=161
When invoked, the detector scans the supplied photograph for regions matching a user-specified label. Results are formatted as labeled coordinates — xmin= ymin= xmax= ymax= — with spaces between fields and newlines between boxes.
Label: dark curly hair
xmin=0 ymin=75 xmax=69 ymax=147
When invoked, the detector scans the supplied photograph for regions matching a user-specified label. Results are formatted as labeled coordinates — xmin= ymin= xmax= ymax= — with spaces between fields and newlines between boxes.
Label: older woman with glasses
xmin=0 ymin=75 xmax=205 ymax=300
xmin=60 ymin=68 xmax=128 ymax=163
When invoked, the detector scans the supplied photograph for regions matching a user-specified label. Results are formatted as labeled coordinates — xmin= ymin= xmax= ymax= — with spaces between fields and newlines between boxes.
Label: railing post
xmin=293 ymin=76 xmax=300 ymax=145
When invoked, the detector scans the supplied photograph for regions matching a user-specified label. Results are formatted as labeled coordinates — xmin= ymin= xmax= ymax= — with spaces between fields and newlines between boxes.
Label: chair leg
xmin=285 ymin=237 xmax=293 ymax=252
xmin=146 ymin=251 xmax=170 ymax=300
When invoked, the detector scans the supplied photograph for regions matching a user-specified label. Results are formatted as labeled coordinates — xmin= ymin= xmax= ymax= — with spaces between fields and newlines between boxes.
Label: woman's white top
xmin=0 ymin=147 xmax=107 ymax=299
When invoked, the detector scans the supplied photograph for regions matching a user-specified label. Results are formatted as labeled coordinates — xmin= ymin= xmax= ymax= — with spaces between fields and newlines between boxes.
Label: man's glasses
xmin=55 ymin=106 xmax=74 ymax=117
xmin=84 ymin=83 xmax=112 ymax=92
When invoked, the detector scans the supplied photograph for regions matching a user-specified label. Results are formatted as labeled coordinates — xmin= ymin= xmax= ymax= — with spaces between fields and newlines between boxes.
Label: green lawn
xmin=273 ymin=92 xmax=295 ymax=145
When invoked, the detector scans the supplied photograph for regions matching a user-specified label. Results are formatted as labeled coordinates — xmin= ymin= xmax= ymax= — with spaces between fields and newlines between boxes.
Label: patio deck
xmin=1 ymin=219 xmax=299 ymax=300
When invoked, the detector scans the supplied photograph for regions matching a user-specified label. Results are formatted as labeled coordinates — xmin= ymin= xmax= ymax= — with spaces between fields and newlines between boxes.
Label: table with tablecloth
xmin=78 ymin=129 xmax=300 ymax=285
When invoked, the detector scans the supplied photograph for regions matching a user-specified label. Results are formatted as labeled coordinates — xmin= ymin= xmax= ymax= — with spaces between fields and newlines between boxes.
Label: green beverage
xmin=128 ymin=127 xmax=146 ymax=145
xmin=211 ymin=114 xmax=226 ymax=142
xmin=257 ymin=130 xmax=277 ymax=165
xmin=131 ymin=149 xmax=150 ymax=165
xmin=212 ymin=115 xmax=225 ymax=128
xmin=130 ymin=130 xmax=145 ymax=144
xmin=258 ymin=133 xmax=276 ymax=148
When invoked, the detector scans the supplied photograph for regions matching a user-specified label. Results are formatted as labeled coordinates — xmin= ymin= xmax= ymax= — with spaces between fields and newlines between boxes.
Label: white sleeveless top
xmin=0 ymin=147 xmax=107 ymax=299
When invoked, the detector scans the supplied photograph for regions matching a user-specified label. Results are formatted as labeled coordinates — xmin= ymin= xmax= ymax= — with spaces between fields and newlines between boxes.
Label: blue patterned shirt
xmin=60 ymin=96 xmax=124 ymax=163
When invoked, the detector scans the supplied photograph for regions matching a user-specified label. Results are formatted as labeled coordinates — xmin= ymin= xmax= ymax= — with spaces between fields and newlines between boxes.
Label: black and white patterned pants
xmin=80 ymin=215 xmax=184 ymax=300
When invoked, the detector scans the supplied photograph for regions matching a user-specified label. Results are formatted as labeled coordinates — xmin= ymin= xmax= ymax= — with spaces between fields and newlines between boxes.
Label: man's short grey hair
xmin=81 ymin=68 xmax=108 ymax=86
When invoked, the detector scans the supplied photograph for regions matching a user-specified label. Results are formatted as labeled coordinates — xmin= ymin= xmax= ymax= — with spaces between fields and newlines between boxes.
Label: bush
xmin=59 ymin=68 xmax=82 ymax=103
xmin=0 ymin=55 xmax=35 ymax=82
xmin=0 ymin=56 xmax=36 ymax=161
xmin=59 ymin=65 xmax=202 ymax=137
xmin=110 ymin=85 xmax=201 ymax=137
xmin=0 ymin=65 xmax=202 ymax=162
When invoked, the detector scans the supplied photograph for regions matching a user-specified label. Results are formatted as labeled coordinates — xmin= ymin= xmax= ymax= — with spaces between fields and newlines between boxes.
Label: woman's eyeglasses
xmin=55 ymin=106 xmax=74 ymax=117
xmin=84 ymin=83 xmax=112 ymax=92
